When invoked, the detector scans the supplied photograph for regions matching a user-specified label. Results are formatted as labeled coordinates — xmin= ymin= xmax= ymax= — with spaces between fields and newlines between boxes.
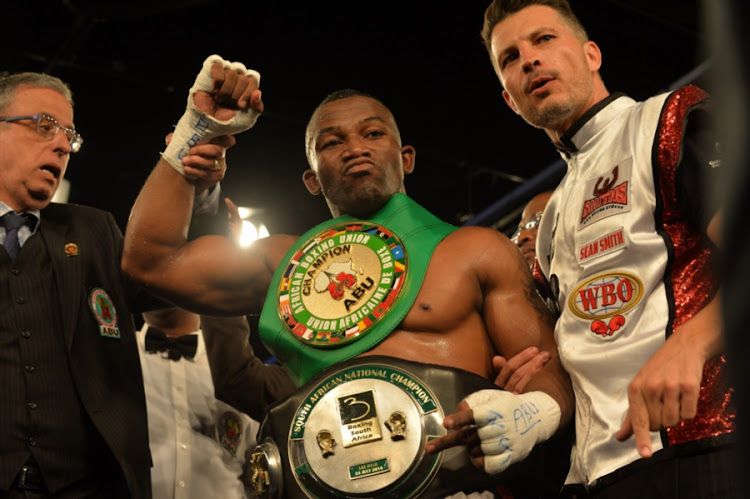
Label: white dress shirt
xmin=137 ymin=324 xmax=259 ymax=498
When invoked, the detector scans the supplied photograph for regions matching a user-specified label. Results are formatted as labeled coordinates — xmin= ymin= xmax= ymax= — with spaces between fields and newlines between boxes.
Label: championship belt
xmin=249 ymin=356 xmax=510 ymax=498
xmin=259 ymin=194 xmax=456 ymax=386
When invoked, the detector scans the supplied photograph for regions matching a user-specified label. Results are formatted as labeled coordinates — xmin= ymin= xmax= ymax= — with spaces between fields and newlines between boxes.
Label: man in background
xmin=511 ymin=191 xmax=552 ymax=268
xmin=138 ymin=306 xmax=293 ymax=498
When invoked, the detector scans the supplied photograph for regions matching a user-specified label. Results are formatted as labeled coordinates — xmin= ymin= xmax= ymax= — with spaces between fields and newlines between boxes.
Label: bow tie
xmin=144 ymin=327 xmax=198 ymax=360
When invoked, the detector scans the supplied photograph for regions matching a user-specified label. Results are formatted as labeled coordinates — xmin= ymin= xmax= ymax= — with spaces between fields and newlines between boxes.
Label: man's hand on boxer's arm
xmin=424 ymin=390 xmax=561 ymax=474
xmin=493 ymin=347 xmax=551 ymax=394
xmin=165 ymin=133 xmax=234 ymax=195
xmin=186 ymin=135 xmax=235 ymax=195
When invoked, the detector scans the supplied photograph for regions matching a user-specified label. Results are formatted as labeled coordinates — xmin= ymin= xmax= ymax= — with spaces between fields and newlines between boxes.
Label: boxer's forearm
xmin=523 ymin=354 xmax=574 ymax=429
xmin=123 ymin=54 xmax=261 ymax=290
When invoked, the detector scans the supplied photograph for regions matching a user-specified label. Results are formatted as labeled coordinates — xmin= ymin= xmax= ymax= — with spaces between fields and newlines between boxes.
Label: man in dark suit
xmin=0 ymin=72 xmax=227 ymax=497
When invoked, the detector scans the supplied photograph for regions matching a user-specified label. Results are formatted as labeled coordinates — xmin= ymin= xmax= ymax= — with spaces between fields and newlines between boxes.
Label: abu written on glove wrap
xmin=464 ymin=389 xmax=561 ymax=474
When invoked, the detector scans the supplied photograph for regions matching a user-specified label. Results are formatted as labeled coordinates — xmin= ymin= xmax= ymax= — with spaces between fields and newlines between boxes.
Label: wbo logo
xmin=568 ymin=272 xmax=643 ymax=338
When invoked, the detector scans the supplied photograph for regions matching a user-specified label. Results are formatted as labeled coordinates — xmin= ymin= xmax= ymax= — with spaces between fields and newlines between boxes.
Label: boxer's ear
xmin=303 ymin=169 xmax=321 ymax=195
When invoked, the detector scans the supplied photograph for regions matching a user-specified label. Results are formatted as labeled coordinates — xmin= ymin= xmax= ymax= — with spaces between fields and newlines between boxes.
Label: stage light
xmin=236 ymin=206 xmax=269 ymax=247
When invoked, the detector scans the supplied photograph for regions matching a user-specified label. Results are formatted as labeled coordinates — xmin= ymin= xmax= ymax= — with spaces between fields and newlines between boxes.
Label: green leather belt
xmin=259 ymin=194 xmax=456 ymax=386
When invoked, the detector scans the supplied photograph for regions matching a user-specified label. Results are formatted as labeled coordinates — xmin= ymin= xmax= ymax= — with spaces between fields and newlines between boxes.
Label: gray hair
xmin=0 ymin=72 xmax=74 ymax=112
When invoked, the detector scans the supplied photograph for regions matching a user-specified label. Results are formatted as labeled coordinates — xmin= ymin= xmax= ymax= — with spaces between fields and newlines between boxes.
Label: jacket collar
xmin=555 ymin=92 xmax=630 ymax=157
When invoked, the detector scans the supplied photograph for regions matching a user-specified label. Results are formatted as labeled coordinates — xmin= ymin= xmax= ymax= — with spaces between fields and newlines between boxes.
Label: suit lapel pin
xmin=64 ymin=243 xmax=79 ymax=257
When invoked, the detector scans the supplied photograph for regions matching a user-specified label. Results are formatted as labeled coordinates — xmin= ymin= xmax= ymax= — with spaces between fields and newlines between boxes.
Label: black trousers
xmin=568 ymin=444 xmax=740 ymax=499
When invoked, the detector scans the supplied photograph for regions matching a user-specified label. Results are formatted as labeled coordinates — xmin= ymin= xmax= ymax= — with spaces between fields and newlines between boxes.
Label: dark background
xmin=2 ymin=0 xmax=709 ymax=236
xmin=7 ymin=2 xmax=748 ymax=489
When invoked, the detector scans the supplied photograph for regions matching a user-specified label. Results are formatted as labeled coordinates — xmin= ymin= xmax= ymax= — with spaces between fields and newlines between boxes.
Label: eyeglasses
xmin=0 ymin=113 xmax=83 ymax=153
xmin=511 ymin=211 xmax=544 ymax=243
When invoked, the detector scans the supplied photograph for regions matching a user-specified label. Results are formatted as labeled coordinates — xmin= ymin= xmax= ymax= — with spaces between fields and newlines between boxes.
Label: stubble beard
xmin=522 ymin=74 xmax=595 ymax=132
xmin=523 ymin=97 xmax=576 ymax=131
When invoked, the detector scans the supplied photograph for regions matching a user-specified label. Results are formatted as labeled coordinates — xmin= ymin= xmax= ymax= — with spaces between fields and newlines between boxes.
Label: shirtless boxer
xmin=122 ymin=56 xmax=573 ymax=497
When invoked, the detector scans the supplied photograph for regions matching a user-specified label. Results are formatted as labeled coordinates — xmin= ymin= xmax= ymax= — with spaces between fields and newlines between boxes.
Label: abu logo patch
xmin=568 ymin=272 xmax=643 ymax=339
xmin=580 ymin=164 xmax=632 ymax=229
xmin=218 ymin=411 xmax=243 ymax=457
xmin=88 ymin=287 xmax=120 ymax=339
xmin=276 ymin=222 xmax=407 ymax=347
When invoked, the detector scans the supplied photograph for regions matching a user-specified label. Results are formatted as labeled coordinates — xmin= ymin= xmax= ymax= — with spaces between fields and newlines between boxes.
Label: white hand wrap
xmin=464 ymin=389 xmax=561 ymax=474
xmin=162 ymin=54 xmax=261 ymax=177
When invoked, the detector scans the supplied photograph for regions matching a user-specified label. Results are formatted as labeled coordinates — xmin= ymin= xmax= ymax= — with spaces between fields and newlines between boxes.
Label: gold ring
xmin=212 ymin=159 xmax=222 ymax=171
